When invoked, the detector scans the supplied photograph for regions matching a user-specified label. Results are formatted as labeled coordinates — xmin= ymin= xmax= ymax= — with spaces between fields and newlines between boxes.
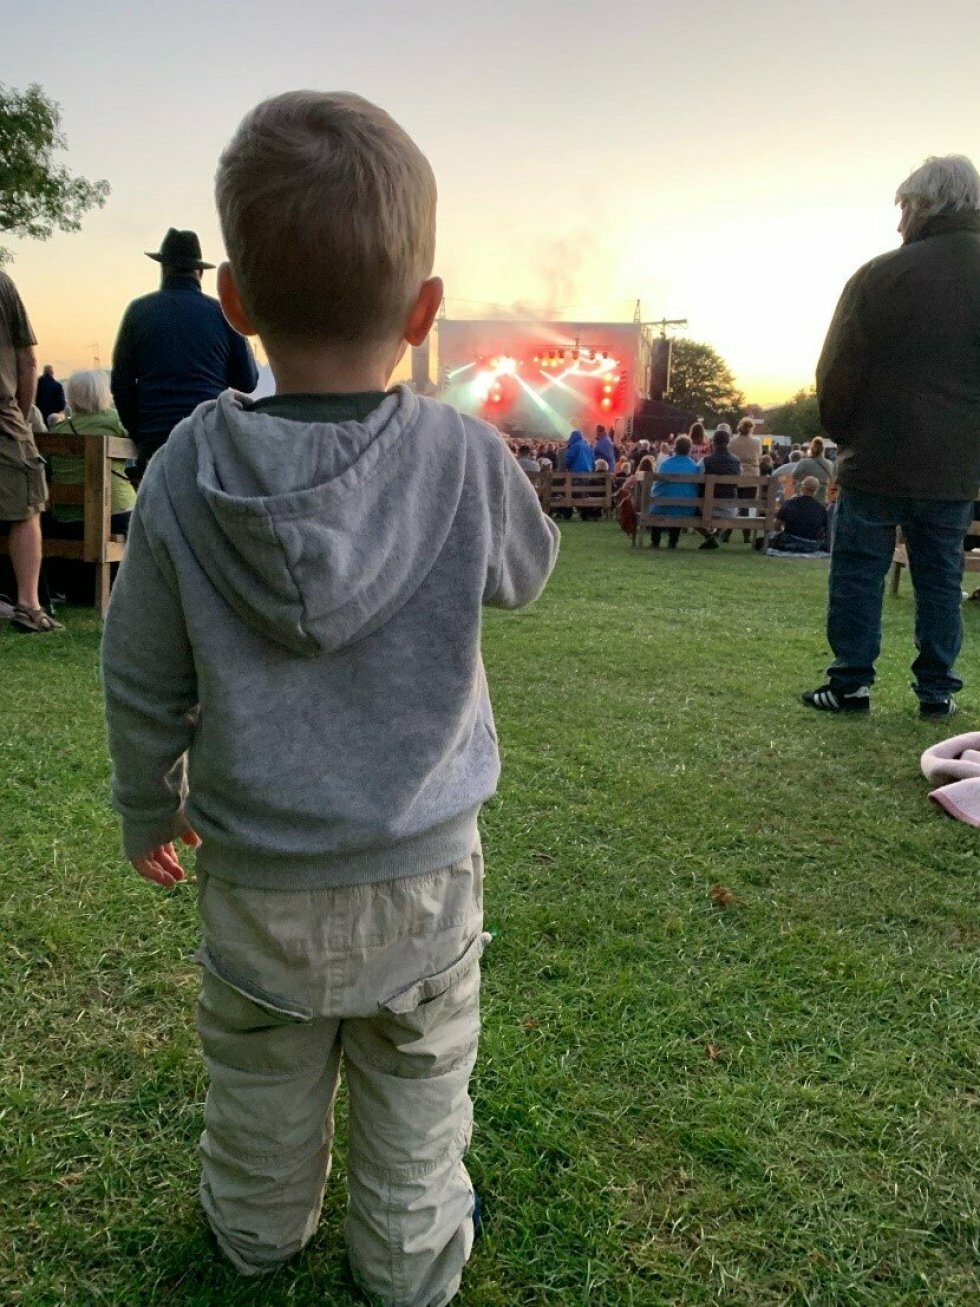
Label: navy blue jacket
xmin=111 ymin=274 xmax=258 ymax=453
xmin=35 ymin=372 xmax=66 ymax=421
xmin=700 ymin=449 xmax=741 ymax=498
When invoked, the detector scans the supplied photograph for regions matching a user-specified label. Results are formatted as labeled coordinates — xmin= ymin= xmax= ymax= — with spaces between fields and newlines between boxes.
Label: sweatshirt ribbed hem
xmin=194 ymin=808 xmax=482 ymax=891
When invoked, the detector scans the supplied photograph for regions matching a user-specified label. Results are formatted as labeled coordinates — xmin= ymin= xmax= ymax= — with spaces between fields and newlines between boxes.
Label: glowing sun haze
xmin=5 ymin=0 xmax=979 ymax=406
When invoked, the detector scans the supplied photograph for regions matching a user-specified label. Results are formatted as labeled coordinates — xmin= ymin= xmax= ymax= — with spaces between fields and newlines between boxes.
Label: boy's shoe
xmin=699 ymin=537 xmax=720 ymax=550
xmin=919 ymin=697 xmax=958 ymax=720
xmin=801 ymin=684 xmax=870 ymax=713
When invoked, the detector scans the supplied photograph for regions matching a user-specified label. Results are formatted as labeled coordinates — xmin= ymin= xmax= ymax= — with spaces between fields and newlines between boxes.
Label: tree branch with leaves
xmin=0 ymin=82 xmax=109 ymax=265
xmin=666 ymin=339 xmax=746 ymax=426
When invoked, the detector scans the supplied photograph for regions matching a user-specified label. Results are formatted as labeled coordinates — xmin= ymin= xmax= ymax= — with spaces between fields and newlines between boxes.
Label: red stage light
xmin=601 ymin=397 xmax=613 ymax=410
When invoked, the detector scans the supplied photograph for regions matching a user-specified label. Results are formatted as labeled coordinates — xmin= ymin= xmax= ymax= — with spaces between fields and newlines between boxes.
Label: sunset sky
xmin=4 ymin=0 xmax=980 ymax=405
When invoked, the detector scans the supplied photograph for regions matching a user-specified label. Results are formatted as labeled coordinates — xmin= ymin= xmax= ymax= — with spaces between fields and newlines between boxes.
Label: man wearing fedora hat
xmin=111 ymin=228 xmax=258 ymax=478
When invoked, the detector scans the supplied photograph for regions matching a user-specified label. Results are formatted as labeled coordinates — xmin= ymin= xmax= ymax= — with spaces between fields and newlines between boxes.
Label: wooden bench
xmin=0 ymin=430 xmax=137 ymax=617
xmin=892 ymin=517 xmax=980 ymax=595
xmin=540 ymin=470 xmax=613 ymax=518
xmin=630 ymin=471 xmax=779 ymax=546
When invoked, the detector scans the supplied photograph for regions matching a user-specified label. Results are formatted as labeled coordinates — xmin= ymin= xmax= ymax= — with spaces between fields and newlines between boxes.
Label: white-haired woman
xmin=49 ymin=371 xmax=136 ymax=537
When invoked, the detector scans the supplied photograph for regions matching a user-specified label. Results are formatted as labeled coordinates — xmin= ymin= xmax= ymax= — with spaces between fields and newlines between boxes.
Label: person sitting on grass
xmin=649 ymin=433 xmax=699 ymax=548
xmin=769 ymin=475 xmax=828 ymax=552
xmin=48 ymin=370 xmax=136 ymax=539
xmin=101 ymin=90 xmax=560 ymax=1305
xmin=699 ymin=426 xmax=742 ymax=548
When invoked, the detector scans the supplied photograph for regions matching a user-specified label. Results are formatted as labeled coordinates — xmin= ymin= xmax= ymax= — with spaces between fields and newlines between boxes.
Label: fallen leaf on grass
xmin=55 ymin=1174 xmax=85 ymax=1188
xmin=532 ymin=851 xmax=556 ymax=863
xmin=705 ymin=1042 xmax=724 ymax=1061
xmin=522 ymin=1017 xmax=540 ymax=1030
xmin=710 ymin=884 xmax=736 ymax=908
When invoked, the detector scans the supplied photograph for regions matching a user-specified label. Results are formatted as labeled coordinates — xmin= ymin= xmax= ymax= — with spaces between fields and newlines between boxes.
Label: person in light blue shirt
xmin=650 ymin=433 xmax=700 ymax=547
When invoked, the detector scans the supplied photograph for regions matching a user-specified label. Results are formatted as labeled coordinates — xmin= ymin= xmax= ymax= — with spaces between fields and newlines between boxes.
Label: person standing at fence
xmin=111 ymin=228 xmax=259 ymax=481
xmin=594 ymin=423 xmax=616 ymax=469
xmin=729 ymin=416 xmax=762 ymax=543
xmin=0 ymin=271 xmax=63 ymax=633
xmin=803 ymin=154 xmax=980 ymax=718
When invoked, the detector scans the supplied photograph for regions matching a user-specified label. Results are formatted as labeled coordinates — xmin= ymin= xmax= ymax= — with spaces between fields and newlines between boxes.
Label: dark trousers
xmin=827 ymin=489 xmax=974 ymax=700
xmin=650 ymin=527 xmax=681 ymax=548
xmin=134 ymin=431 xmax=172 ymax=484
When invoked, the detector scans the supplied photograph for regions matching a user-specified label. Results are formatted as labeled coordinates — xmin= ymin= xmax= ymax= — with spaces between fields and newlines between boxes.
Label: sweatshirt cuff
xmin=120 ymin=811 xmax=193 ymax=861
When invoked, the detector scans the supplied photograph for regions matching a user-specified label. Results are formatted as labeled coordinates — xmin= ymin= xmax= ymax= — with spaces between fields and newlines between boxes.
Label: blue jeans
xmin=827 ymin=489 xmax=974 ymax=700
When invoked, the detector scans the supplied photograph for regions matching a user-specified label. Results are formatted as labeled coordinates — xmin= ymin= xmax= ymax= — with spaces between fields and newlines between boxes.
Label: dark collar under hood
xmin=161 ymin=385 xmax=466 ymax=656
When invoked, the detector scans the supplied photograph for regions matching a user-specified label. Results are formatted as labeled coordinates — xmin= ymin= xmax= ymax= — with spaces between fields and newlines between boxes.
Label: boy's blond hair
xmin=216 ymin=91 xmax=436 ymax=347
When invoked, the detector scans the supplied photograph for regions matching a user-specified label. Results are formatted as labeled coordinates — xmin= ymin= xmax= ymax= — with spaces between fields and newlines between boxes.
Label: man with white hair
xmin=803 ymin=155 xmax=980 ymax=719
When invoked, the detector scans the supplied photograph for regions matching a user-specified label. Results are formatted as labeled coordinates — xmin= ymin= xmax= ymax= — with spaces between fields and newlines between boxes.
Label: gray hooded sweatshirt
xmin=101 ymin=385 xmax=559 ymax=889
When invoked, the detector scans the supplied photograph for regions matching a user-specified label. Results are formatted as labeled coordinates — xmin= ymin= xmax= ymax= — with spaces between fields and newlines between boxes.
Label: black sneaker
xmin=699 ymin=537 xmax=720 ymax=550
xmin=801 ymin=684 xmax=870 ymax=713
xmin=919 ymin=697 xmax=957 ymax=720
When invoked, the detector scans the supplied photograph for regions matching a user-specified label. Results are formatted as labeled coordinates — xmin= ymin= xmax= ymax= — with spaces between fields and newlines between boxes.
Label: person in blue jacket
xmin=564 ymin=428 xmax=595 ymax=472
xmin=594 ymin=423 xmax=616 ymax=469
xmin=562 ymin=428 xmax=599 ymax=521
xmin=649 ymin=433 xmax=700 ymax=547
xmin=111 ymin=229 xmax=258 ymax=480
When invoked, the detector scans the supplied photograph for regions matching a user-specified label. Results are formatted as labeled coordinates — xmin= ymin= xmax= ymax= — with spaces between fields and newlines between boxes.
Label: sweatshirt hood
xmin=161 ymin=385 xmax=465 ymax=656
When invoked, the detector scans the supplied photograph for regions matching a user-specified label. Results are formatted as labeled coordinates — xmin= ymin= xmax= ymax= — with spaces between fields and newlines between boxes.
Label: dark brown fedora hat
xmin=145 ymin=228 xmax=215 ymax=271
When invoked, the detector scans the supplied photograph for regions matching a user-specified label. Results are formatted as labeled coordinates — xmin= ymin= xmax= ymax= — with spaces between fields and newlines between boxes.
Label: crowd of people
xmin=1 ymin=88 xmax=979 ymax=1307
xmin=505 ymin=417 xmax=835 ymax=552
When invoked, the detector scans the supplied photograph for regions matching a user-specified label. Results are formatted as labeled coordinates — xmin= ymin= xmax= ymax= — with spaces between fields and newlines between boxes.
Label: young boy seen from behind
xmin=101 ymin=91 xmax=560 ymax=1306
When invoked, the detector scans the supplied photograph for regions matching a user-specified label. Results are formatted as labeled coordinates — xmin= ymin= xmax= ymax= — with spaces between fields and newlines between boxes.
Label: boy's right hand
xmin=132 ymin=829 xmax=202 ymax=889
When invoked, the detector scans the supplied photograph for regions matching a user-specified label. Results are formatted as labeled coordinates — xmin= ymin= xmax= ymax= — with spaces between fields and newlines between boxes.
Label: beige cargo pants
xmin=194 ymin=846 xmax=486 ymax=1307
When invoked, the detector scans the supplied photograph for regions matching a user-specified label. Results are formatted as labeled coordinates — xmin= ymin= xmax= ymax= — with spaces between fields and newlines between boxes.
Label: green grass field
xmin=2 ymin=523 xmax=979 ymax=1305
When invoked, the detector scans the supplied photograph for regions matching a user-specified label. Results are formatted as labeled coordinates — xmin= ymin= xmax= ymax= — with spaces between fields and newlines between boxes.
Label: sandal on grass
xmin=11 ymin=605 xmax=64 ymax=634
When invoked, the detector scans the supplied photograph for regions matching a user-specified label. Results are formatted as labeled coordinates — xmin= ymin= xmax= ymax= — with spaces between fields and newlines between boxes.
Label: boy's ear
xmin=217 ymin=262 xmax=257 ymax=337
xmin=404 ymin=276 xmax=444 ymax=347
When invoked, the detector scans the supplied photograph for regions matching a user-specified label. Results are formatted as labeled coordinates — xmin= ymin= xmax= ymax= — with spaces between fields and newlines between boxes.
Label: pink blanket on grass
xmin=921 ymin=733 xmax=980 ymax=826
